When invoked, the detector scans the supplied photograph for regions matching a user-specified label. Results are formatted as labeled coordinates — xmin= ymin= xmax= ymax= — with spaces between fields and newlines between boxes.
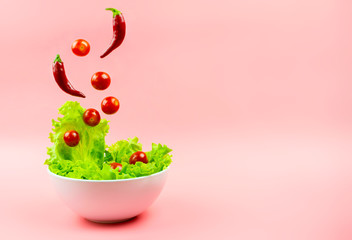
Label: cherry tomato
xmin=129 ymin=151 xmax=148 ymax=164
xmin=101 ymin=96 xmax=120 ymax=115
xmin=110 ymin=162 xmax=122 ymax=172
xmin=83 ymin=108 xmax=101 ymax=126
xmin=71 ymin=39 xmax=90 ymax=56
xmin=63 ymin=130 xmax=80 ymax=147
xmin=91 ymin=72 xmax=111 ymax=90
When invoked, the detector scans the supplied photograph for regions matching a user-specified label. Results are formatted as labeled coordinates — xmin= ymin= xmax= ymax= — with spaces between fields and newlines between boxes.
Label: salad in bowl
xmin=45 ymin=102 xmax=172 ymax=223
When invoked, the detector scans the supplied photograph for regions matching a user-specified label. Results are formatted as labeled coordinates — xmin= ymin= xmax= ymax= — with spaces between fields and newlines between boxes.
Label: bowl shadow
xmin=77 ymin=210 xmax=150 ymax=229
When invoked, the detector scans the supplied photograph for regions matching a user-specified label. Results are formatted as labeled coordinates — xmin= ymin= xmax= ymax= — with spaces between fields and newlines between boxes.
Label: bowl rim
xmin=47 ymin=166 xmax=169 ymax=183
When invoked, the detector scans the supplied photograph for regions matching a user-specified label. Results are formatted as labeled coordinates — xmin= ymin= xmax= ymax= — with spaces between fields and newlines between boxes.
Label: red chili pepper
xmin=52 ymin=54 xmax=85 ymax=98
xmin=100 ymin=8 xmax=126 ymax=58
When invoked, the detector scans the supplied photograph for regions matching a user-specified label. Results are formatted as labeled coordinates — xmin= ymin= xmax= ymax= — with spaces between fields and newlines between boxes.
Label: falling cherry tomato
xmin=91 ymin=72 xmax=111 ymax=90
xmin=71 ymin=39 xmax=90 ymax=56
xmin=101 ymin=96 xmax=120 ymax=115
xmin=129 ymin=151 xmax=148 ymax=164
xmin=83 ymin=108 xmax=101 ymax=126
xmin=110 ymin=162 xmax=122 ymax=172
xmin=63 ymin=130 xmax=80 ymax=147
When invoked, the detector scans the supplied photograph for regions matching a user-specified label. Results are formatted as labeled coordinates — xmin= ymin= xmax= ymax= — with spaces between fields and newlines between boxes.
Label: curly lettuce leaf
xmin=45 ymin=101 xmax=109 ymax=178
xmin=105 ymin=139 xmax=172 ymax=179
xmin=106 ymin=137 xmax=142 ymax=164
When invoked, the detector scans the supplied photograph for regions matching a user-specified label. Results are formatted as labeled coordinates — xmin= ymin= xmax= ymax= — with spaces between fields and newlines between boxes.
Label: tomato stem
xmin=105 ymin=8 xmax=121 ymax=17
xmin=54 ymin=54 xmax=62 ymax=63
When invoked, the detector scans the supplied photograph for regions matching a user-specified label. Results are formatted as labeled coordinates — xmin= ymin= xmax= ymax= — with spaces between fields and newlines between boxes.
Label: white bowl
xmin=48 ymin=167 xmax=169 ymax=223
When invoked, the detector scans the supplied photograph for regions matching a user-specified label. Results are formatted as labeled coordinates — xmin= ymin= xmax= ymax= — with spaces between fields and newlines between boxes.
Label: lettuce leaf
xmin=45 ymin=101 xmax=109 ymax=178
xmin=45 ymin=101 xmax=172 ymax=180
xmin=106 ymin=137 xmax=142 ymax=164
xmin=105 ymin=139 xmax=172 ymax=179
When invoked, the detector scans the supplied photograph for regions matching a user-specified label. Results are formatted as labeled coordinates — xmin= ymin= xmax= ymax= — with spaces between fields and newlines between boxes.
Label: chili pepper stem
xmin=54 ymin=54 xmax=62 ymax=63
xmin=105 ymin=8 xmax=121 ymax=17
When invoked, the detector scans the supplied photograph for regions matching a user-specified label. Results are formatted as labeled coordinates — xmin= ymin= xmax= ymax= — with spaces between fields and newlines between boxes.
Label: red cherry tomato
xmin=83 ymin=108 xmax=101 ymax=127
xmin=71 ymin=39 xmax=90 ymax=56
xmin=129 ymin=151 xmax=148 ymax=164
xmin=110 ymin=162 xmax=122 ymax=172
xmin=101 ymin=96 xmax=120 ymax=115
xmin=63 ymin=130 xmax=80 ymax=147
xmin=91 ymin=72 xmax=111 ymax=90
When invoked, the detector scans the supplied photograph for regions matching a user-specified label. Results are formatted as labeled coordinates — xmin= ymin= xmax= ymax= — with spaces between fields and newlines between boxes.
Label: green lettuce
xmin=45 ymin=101 xmax=172 ymax=180
xmin=104 ymin=139 xmax=172 ymax=179
xmin=45 ymin=101 xmax=110 ymax=179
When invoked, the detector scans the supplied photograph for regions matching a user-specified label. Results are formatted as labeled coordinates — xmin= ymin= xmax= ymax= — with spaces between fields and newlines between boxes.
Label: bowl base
xmin=86 ymin=217 xmax=135 ymax=224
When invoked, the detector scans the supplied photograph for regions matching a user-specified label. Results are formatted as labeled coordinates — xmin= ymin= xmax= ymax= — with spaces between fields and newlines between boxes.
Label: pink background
xmin=0 ymin=0 xmax=352 ymax=239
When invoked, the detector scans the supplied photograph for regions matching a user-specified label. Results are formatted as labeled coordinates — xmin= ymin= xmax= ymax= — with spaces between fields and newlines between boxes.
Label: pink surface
xmin=0 ymin=0 xmax=352 ymax=239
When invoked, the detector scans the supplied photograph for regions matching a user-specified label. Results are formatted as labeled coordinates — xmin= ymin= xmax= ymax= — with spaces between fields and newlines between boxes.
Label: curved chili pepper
xmin=100 ymin=8 xmax=126 ymax=58
xmin=52 ymin=54 xmax=86 ymax=98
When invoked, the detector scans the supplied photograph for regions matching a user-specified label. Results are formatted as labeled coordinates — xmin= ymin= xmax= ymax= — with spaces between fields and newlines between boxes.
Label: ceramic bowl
xmin=48 ymin=168 xmax=169 ymax=223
